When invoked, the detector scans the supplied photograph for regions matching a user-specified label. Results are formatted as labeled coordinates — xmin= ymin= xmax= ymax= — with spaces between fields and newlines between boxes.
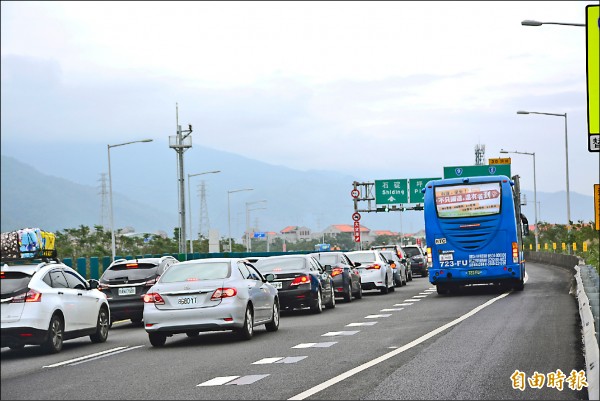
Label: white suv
xmin=1 ymin=260 xmax=110 ymax=353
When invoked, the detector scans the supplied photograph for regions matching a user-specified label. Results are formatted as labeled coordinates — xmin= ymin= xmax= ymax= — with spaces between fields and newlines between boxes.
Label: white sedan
xmin=143 ymin=258 xmax=280 ymax=347
xmin=346 ymin=250 xmax=395 ymax=294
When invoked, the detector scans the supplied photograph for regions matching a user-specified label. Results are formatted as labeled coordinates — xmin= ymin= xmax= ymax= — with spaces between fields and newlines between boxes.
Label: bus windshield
xmin=435 ymin=182 xmax=501 ymax=218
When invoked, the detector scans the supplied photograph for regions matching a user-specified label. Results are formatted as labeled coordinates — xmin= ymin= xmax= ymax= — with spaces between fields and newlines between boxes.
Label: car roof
xmin=1 ymin=261 xmax=66 ymax=276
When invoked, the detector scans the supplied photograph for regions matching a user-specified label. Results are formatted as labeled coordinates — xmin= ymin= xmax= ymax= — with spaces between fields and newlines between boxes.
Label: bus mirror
xmin=523 ymin=225 xmax=530 ymax=236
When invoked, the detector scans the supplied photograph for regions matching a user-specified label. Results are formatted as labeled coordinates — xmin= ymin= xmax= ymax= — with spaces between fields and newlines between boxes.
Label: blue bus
xmin=422 ymin=175 xmax=529 ymax=294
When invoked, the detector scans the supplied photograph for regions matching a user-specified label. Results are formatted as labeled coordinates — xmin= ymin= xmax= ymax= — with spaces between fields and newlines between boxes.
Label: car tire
xmin=130 ymin=317 xmax=143 ymax=325
xmin=311 ymin=289 xmax=323 ymax=313
xmin=325 ymin=286 xmax=336 ymax=309
xmin=265 ymin=301 xmax=280 ymax=332
xmin=41 ymin=314 xmax=64 ymax=354
xmin=9 ymin=344 xmax=25 ymax=351
xmin=380 ymin=277 xmax=389 ymax=294
xmin=343 ymin=282 xmax=352 ymax=303
xmin=90 ymin=307 xmax=109 ymax=343
xmin=186 ymin=331 xmax=199 ymax=337
xmin=355 ymin=282 xmax=363 ymax=299
xmin=237 ymin=305 xmax=254 ymax=340
xmin=408 ymin=271 xmax=413 ymax=281
xmin=148 ymin=332 xmax=167 ymax=347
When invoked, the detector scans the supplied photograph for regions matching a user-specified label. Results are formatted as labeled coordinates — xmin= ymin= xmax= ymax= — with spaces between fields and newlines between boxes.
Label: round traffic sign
xmin=351 ymin=189 xmax=360 ymax=199
xmin=352 ymin=212 xmax=361 ymax=221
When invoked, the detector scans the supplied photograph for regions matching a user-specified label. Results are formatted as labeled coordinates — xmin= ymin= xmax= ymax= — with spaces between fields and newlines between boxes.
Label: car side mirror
xmin=353 ymin=262 xmax=361 ymax=267
xmin=324 ymin=264 xmax=333 ymax=273
xmin=88 ymin=279 xmax=100 ymax=290
xmin=401 ymin=258 xmax=407 ymax=264
xmin=264 ymin=273 xmax=275 ymax=282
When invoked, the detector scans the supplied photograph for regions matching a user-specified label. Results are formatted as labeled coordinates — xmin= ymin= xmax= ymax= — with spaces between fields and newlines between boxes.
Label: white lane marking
xmin=405 ymin=298 xmax=421 ymax=301
xmin=413 ymin=295 xmax=428 ymax=298
xmin=277 ymin=356 xmax=307 ymax=364
xmin=346 ymin=322 xmax=377 ymax=327
xmin=69 ymin=345 xmax=145 ymax=366
xmin=380 ymin=308 xmax=404 ymax=312
xmin=43 ymin=347 xmax=128 ymax=368
xmin=322 ymin=331 xmax=359 ymax=337
xmin=253 ymin=357 xmax=284 ymax=364
xmin=365 ymin=314 xmax=392 ymax=318
xmin=419 ymin=292 xmax=431 ymax=295
xmin=292 ymin=342 xmax=338 ymax=348
xmin=288 ymin=291 xmax=511 ymax=400
xmin=394 ymin=303 xmax=413 ymax=306
xmin=197 ymin=376 xmax=239 ymax=386
xmin=225 ymin=375 xmax=270 ymax=385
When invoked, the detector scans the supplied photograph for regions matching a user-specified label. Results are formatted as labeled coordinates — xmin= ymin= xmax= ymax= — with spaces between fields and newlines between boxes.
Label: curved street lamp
xmin=521 ymin=19 xmax=585 ymax=27
xmin=107 ymin=139 xmax=153 ymax=261
xmin=500 ymin=149 xmax=538 ymax=251
xmin=227 ymin=188 xmax=253 ymax=252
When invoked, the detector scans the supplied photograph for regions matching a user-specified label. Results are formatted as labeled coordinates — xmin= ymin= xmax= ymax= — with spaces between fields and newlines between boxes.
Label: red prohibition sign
xmin=352 ymin=212 xmax=361 ymax=222
xmin=351 ymin=189 xmax=360 ymax=199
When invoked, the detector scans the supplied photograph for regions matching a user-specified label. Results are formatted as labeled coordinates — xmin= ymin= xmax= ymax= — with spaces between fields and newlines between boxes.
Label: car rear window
xmin=1 ymin=271 xmax=32 ymax=297
xmin=160 ymin=262 xmax=230 ymax=283
xmin=402 ymin=247 xmax=421 ymax=257
xmin=254 ymin=258 xmax=306 ymax=273
xmin=102 ymin=262 xmax=159 ymax=281
xmin=311 ymin=254 xmax=338 ymax=265
xmin=347 ymin=252 xmax=377 ymax=263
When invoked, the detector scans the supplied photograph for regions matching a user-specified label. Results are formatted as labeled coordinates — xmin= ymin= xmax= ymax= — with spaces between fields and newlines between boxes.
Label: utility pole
xmin=169 ymin=103 xmax=193 ymax=256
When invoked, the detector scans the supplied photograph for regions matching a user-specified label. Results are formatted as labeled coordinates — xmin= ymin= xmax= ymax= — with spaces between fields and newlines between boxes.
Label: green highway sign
xmin=443 ymin=164 xmax=511 ymax=179
xmin=375 ymin=179 xmax=408 ymax=204
xmin=409 ymin=177 xmax=441 ymax=203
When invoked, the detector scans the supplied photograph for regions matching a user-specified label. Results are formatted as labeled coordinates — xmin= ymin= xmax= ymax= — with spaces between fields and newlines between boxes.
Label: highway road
xmin=1 ymin=262 xmax=588 ymax=400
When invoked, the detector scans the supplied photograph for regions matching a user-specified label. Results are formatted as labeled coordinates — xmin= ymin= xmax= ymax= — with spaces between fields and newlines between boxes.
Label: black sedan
xmin=309 ymin=251 xmax=362 ymax=302
xmin=253 ymin=254 xmax=336 ymax=313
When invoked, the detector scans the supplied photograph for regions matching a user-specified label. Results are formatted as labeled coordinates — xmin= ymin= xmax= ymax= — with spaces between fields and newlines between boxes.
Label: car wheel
xmin=408 ymin=271 xmax=413 ymax=281
xmin=42 ymin=314 xmax=63 ymax=354
xmin=9 ymin=344 xmax=25 ymax=351
xmin=148 ymin=332 xmax=167 ymax=347
xmin=380 ymin=277 xmax=389 ymax=294
xmin=237 ymin=305 xmax=254 ymax=340
xmin=325 ymin=286 xmax=336 ymax=309
xmin=186 ymin=331 xmax=199 ymax=337
xmin=90 ymin=307 xmax=109 ymax=343
xmin=265 ymin=301 xmax=280 ymax=332
xmin=130 ymin=317 xmax=143 ymax=325
xmin=311 ymin=289 xmax=323 ymax=313
xmin=343 ymin=282 xmax=352 ymax=303
xmin=354 ymin=282 xmax=363 ymax=299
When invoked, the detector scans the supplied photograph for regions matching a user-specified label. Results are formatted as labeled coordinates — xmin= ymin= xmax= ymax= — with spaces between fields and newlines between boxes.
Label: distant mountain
xmin=0 ymin=142 xmax=595 ymax=238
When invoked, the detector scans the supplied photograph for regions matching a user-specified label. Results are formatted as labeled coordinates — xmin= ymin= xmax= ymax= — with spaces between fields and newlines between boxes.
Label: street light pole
xmin=107 ymin=139 xmax=153 ymax=261
xmin=187 ymin=170 xmax=220 ymax=255
xmin=516 ymin=111 xmax=570 ymax=232
xmin=227 ymin=188 xmax=253 ymax=252
xmin=500 ymin=149 xmax=538 ymax=251
xmin=245 ymin=200 xmax=267 ymax=252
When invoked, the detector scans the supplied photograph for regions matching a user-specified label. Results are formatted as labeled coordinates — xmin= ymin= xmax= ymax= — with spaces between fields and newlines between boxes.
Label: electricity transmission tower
xmin=475 ymin=144 xmax=486 ymax=165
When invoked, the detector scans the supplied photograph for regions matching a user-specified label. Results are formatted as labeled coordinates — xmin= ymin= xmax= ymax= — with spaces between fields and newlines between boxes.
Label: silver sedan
xmin=143 ymin=258 xmax=280 ymax=347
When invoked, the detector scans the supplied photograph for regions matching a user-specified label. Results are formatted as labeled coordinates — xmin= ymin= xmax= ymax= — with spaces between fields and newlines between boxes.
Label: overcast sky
xmin=1 ymin=1 xmax=598 ymax=199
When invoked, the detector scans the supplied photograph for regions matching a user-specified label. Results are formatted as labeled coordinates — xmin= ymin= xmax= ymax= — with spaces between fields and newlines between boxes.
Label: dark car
xmin=379 ymin=250 xmax=408 ymax=287
xmin=310 ymin=251 xmax=362 ymax=302
xmin=253 ymin=254 xmax=336 ymax=313
xmin=402 ymin=245 xmax=428 ymax=277
xmin=98 ymin=256 xmax=178 ymax=325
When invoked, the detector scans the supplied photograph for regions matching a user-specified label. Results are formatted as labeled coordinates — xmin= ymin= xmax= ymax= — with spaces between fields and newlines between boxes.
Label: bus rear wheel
xmin=513 ymin=279 xmax=524 ymax=291
xmin=436 ymin=284 xmax=448 ymax=295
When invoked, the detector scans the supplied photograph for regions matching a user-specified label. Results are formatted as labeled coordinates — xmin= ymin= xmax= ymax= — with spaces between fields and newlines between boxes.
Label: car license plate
xmin=177 ymin=296 xmax=197 ymax=305
xmin=118 ymin=287 xmax=136 ymax=296
xmin=467 ymin=270 xmax=482 ymax=276
xmin=272 ymin=281 xmax=282 ymax=289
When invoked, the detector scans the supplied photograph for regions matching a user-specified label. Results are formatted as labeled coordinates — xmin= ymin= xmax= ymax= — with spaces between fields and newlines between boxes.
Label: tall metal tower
xmin=98 ymin=173 xmax=110 ymax=229
xmin=475 ymin=144 xmax=486 ymax=165
xmin=198 ymin=180 xmax=210 ymax=239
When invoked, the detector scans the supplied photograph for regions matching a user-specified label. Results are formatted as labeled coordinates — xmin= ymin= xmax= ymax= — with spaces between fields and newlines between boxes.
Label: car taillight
xmin=143 ymin=292 xmax=165 ymax=304
xmin=144 ymin=278 xmax=158 ymax=286
xmin=366 ymin=264 xmax=381 ymax=270
xmin=97 ymin=283 xmax=109 ymax=291
xmin=290 ymin=275 xmax=311 ymax=286
xmin=211 ymin=287 xmax=237 ymax=300
xmin=331 ymin=268 xmax=343 ymax=277
xmin=12 ymin=289 xmax=42 ymax=303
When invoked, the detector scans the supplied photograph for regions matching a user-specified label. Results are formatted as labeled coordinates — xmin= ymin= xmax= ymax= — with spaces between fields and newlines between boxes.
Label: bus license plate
xmin=467 ymin=270 xmax=482 ymax=276
xmin=118 ymin=287 xmax=136 ymax=296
